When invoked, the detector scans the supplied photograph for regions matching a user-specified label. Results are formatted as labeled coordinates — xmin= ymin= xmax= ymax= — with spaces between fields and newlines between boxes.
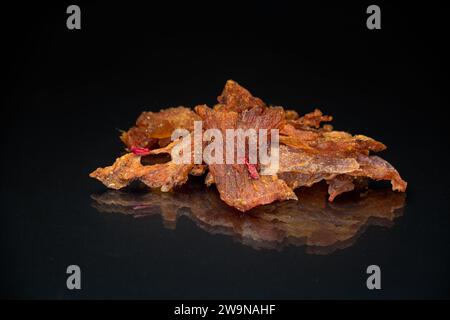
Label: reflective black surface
xmin=2 ymin=2 xmax=449 ymax=299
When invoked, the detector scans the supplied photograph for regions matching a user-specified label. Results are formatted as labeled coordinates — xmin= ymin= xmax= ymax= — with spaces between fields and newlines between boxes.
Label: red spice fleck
xmin=131 ymin=146 xmax=151 ymax=156
xmin=244 ymin=158 xmax=260 ymax=180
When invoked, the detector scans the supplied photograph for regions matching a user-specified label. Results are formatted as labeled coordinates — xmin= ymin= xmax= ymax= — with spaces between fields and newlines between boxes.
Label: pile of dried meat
xmin=90 ymin=80 xmax=407 ymax=212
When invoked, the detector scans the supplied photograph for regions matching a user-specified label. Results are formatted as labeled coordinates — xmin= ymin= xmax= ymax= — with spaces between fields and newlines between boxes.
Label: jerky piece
xmin=148 ymin=137 xmax=182 ymax=155
xmin=278 ymin=172 xmax=334 ymax=189
xmin=284 ymin=109 xmax=299 ymax=120
xmin=252 ymin=185 xmax=405 ymax=253
xmin=273 ymin=145 xmax=359 ymax=192
xmin=239 ymin=105 xmax=285 ymax=131
xmin=280 ymin=123 xmax=386 ymax=156
xmin=350 ymin=155 xmax=407 ymax=192
xmin=325 ymin=176 xmax=370 ymax=202
xmin=277 ymin=145 xmax=360 ymax=175
xmin=89 ymin=153 xmax=193 ymax=192
xmin=121 ymin=129 xmax=158 ymax=150
xmin=197 ymin=103 xmax=285 ymax=141
xmin=92 ymin=80 xmax=407 ymax=210
xmin=190 ymin=164 xmax=207 ymax=176
xmin=216 ymin=80 xmax=266 ymax=113
xmin=198 ymin=106 xmax=296 ymax=211
xmin=281 ymin=123 xmax=320 ymax=142
xmin=211 ymin=164 xmax=297 ymax=212
xmin=289 ymin=109 xmax=332 ymax=129
xmin=90 ymin=153 xmax=145 ymax=189
xmin=326 ymin=175 xmax=356 ymax=201
xmin=272 ymin=145 xmax=406 ymax=200
xmin=147 ymin=131 xmax=206 ymax=178
xmin=120 ymin=106 xmax=200 ymax=149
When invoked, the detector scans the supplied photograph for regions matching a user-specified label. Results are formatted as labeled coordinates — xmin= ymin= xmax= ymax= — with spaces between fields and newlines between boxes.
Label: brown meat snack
xmin=271 ymin=144 xmax=406 ymax=201
xmin=89 ymin=153 xmax=194 ymax=192
xmin=90 ymin=80 xmax=407 ymax=212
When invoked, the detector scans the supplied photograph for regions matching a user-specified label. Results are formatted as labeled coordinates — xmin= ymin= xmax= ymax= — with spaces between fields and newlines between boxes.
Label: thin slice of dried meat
xmin=272 ymin=145 xmax=359 ymax=193
xmin=216 ymin=80 xmax=266 ymax=113
xmin=272 ymin=144 xmax=406 ymax=201
xmin=281 ymin=123 xmax=386 ymax=156
xmin=205 ymin=172 xmax=215 ymax=186
xmin=350 ymin=155 xmax=407 ymax=192
xmin=317 ymin=131 xmax=386 ymax=155
xmin=120 ymin=106 xmax=200 ymax=149
xmin=139 ymin=162 xmax=193 ymax=192
xmin=190 ymin=164 xmax=207 ymax=176
xmin=197 ymin=106 xmax=297 ymax=211
xmin=211 ymin=164 xmax=297 ymax=212
xmin=277 ymin=145 xmax=360 ymax=175
xmin=90 ymin=153 xmax=143 ymax=189
xmin=289 ymin=108 xmax=332 ymax=129
xmin=89 ymin=153 xmax=193 ymax=192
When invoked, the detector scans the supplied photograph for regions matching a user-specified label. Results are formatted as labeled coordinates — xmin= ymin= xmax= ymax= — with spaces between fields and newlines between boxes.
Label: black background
xmin=1 ymin=1 xmax=449 ymax=299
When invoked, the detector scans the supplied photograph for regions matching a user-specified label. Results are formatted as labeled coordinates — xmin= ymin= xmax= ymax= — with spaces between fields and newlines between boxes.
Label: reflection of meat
xmin=90 ymin=80 xmax=407 ymax=211
xmin=91 ymin=181 xmax=405 ymax=254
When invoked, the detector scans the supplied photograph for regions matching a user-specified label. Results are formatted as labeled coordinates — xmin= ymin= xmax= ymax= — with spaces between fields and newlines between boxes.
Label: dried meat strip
xmin=289 ymin=108 xmax=332 ymax=129
xmin=210 ymin=165 xmax=297 ymax=212
xmin=280 ymin=124 xmax=386 ymax=156
xmin=215 ymin=80 xmax=266 ymax=113
xmin=90 ymin=80 xmax=407 ymax=211
xmin=271 ymin=145 xmax=359 ymax=193
xmin=196 ymin=105 xmax=296 ymax=211
xmin=91 ymin=184 xmax=405 ymax=253
xmin=326 ymin=175 xmax=356 ymax=201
